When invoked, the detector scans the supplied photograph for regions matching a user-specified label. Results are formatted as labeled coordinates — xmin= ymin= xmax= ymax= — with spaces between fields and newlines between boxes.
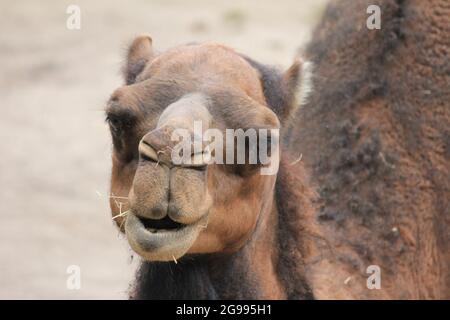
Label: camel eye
xmin=107 ymin=116 xmax=123 ymax=134
xmin=106 ymin=114 xmax=134 ymax=138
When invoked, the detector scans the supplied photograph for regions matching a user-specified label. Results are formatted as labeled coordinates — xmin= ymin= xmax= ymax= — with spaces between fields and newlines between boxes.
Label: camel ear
xmin=281 ymin=58 xmax=313 ymax=117
xmin=243 ymin=55 xmax=313 ymax=124
xmin=123 ymin=35 xmax=154 ymax=85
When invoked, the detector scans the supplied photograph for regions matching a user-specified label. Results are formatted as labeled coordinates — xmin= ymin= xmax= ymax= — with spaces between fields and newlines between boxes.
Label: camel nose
xmin=139 ymin=124 xmax=211 ymax=168
xmin=139 ymin=92 xmax=212 ymax=167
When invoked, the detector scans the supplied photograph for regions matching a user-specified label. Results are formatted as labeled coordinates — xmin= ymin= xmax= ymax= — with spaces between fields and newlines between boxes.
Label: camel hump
xmin=292 ymin=0 xmax=450 ymax=299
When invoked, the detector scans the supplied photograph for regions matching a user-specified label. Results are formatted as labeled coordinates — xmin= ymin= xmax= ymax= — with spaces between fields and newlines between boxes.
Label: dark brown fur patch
xmin=290 ymin=0 xmax=450 ymax=298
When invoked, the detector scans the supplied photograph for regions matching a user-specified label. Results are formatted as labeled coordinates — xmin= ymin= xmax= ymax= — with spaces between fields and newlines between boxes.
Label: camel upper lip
xmin=124 ymin=212 xmax=207 ymax=261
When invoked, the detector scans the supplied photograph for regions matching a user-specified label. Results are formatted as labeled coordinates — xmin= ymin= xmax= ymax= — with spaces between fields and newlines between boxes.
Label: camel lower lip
xmin=125 ymin=213 xmax=204 ymax=261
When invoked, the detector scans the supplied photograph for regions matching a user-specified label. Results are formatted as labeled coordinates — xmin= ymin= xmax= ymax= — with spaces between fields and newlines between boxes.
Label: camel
xmin=106 ymin=0 xmax=449 ymax=299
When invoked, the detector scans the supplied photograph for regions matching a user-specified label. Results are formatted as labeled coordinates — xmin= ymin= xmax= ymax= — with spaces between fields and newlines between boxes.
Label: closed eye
xmin=105 ymin=115 xmax=122 ymax=133
xmin=105 ymin=107 xmax=137 ymax=136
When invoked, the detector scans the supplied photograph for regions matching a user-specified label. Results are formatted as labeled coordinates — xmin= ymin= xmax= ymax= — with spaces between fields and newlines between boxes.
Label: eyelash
xmin=106 ymin=117 xmax=137 ymax=151
xmin=106 ymin=116 xmax=122 ymax=132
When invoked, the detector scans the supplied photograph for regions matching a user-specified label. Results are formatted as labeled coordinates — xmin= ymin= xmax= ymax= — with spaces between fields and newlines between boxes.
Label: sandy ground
xmin=0 ymin=0 xmax=327 ymax=299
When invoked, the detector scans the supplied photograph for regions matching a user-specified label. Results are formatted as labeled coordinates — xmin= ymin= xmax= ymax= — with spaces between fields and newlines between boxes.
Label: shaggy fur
xmin=290 ymin=0 xmax=450 ymax=298
xmin=121 ymin=0 xmax=449 ymax=299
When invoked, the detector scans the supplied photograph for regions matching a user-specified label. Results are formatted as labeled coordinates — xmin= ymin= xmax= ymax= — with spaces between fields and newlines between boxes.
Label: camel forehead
xmin=148 ymin=43 xmax=254 ymax=74
xmin=107 ymin=43 xmax=270 ymax=127
xmin=137 ymin=43 xmax=264 ymax=98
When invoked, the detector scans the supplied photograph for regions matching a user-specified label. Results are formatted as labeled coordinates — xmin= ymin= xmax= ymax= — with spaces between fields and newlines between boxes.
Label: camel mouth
xmin=139 ymin=215 xmax=185 ymax=232
xmin=124 ymin=212 xmax=206 ymax=262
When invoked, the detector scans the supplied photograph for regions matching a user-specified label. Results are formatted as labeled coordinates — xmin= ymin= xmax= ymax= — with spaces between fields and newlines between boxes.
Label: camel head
xmin=106 ymin=35 xmax=312 ymax=261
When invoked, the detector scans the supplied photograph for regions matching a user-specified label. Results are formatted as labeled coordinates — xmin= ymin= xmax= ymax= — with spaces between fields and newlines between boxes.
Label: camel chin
xmin=125 ymin=212 xmax=206 ymax=262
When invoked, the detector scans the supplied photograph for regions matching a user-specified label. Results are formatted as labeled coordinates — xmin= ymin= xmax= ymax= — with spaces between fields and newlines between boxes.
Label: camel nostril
xmin=139 ymin=140 xmax=158 ymax=162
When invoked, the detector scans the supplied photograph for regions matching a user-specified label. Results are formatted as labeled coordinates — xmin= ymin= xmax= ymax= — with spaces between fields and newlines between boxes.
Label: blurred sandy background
xmin=0 ymin=0 xmax=327 ymax=299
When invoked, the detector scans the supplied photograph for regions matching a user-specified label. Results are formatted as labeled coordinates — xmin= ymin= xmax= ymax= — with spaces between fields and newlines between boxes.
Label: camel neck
xmin=206 ymin=193 xmax=286 ymax=299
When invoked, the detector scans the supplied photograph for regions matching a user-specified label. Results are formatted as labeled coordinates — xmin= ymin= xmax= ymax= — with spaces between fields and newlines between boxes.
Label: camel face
xmin=106 ymin=37 xmax=285 ymax=261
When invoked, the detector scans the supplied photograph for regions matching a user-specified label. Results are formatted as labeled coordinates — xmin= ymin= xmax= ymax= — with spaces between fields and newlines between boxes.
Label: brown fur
xmin=106 ymin=0 xmax=449 ymax=299
xmin=289 ymin=0 xmax=450 ymax=299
